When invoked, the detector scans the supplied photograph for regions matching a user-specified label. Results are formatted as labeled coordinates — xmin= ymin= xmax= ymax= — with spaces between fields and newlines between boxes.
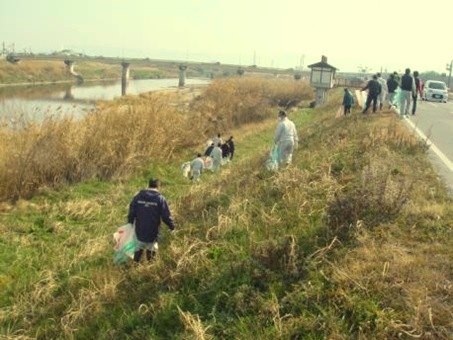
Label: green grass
xmin=1 ymin=88 xmax=453 ymax=339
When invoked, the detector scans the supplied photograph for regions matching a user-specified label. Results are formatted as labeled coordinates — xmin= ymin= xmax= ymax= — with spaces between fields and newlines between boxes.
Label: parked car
xmin=422 ymin=80 xmax=449 ymax=102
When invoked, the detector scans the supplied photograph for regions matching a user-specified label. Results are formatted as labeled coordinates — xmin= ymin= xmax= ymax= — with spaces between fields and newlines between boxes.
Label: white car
xmin=422 ymin=80 xmax=449 ymax=102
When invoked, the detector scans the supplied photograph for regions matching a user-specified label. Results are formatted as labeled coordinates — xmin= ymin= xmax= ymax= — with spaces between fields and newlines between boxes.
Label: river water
xmin=0 ymin=78 xmax=209 ymax=121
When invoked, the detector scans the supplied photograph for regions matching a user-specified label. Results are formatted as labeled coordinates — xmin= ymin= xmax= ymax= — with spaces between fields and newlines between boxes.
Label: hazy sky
xmin=1 ymin=0 xmax=452 ymax=73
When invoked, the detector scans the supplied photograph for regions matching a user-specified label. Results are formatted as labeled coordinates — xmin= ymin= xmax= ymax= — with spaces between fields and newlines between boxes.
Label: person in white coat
xmin=376 ymin=72 xmax=388 ymax=111
xmin=274 ymin=110 xmax=299 ymax=165
xmin=190 ymin=153 xmax=205 ymax=182
xmin=210 ymin=143 xmax=223 ymax=172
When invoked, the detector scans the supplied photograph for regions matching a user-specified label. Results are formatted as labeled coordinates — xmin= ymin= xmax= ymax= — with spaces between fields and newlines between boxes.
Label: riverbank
xmin=0 ymin=55 xmax=296 ymax=86
xmin=0 ymin=77 xmax=120 ymax=88
xmin=0 ymin=58 xmax=170 ymax=85
xmin=0 ymin=77 xmax=311 ymax=201
xmin=1 ymin=85 xmax=452 ymax=338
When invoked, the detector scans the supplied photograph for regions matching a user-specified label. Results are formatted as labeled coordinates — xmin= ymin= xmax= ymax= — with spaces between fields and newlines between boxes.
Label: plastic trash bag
xmin=361 ymin=91 xmax=367 ymax=108
xmin=265 ymin=145 xmax=280 ymax=171
xmin=113 ymin=223 xmax=137 ymax=264
xmin=204 ymin=156 xmax=213 ymax=171
xmin=391 ymin=88 xmax=401 ymax=114
xmin=355 ymin=90 xmax=364 ymax=108
xmin=181 ymin=161 xmax=191 ymax=178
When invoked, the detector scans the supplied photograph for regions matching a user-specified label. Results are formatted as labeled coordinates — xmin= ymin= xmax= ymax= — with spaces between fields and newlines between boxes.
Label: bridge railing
xmin=334 ymin=78 xmax=365 ymax=89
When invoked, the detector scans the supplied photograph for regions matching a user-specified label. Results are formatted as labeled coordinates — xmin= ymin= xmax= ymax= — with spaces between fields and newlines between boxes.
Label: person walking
xmin=376 ymin=73 xmax=388 ymax=111
xmin=226 ymin=136 xmax=235 ymax=160
xmin=190 ymin=153 xmax=204 ymax=183
xmin=221 ymin=142 xmax=231 ymax=160
xmin=210 ymin=143 xmax=223 ymax=171
xmin=399 ymin=68 xmax=416 ymax=117
xmin=127 ymin=178 xmax=175 ymax=263
xmin=361 ymin=75 xmax=381 ymax=114
xmin=342 ymin=88 xmax=354 ymax=115
xmin=204 ymin=142 xmax=214 ymax=157
xmin=386 ymin=73 xmax=399 ymax=109
xmin=392 ymin=71 xmax=400 ymax=83
xmin=274 ymin=110 xmax=299 ymax=165
xmin=412 ymin=71 xmax=423 ymax=115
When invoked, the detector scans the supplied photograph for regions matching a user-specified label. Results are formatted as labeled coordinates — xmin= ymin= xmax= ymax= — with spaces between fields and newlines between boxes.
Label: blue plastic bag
xmin=265 ymin=145 xmax=280 ymax=171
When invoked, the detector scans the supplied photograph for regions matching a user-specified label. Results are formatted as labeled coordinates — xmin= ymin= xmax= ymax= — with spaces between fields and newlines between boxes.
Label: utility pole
xmin=447 ymin=60 xmax=452 ymax=89
xmin=298 ymin=54 xmax=305 ymax=71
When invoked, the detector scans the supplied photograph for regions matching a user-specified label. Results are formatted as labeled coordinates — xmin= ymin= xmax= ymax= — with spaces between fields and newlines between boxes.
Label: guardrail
xmin=334 ymin=78 xmax=365 ymax=88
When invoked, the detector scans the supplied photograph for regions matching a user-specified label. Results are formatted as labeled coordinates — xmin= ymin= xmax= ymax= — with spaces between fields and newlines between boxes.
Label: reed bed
xmin=0 ymin=78 xmax=313 ymax=201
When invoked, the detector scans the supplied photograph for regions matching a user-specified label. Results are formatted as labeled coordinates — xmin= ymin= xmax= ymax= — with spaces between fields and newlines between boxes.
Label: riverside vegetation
xmin=0 ymin=59 xmax=168 ymax=85
xmin=0 ymin=78 xmax=452 ymax=339
xmin=0 ymin=57 xmax=292 ymax=85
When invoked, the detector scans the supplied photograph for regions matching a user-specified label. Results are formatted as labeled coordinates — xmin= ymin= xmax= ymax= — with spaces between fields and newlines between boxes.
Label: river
xmin=0 ymin=78 xmax=210 ymax=121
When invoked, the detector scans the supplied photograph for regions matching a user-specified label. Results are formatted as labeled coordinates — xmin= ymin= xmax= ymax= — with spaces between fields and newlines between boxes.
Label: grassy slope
xmin=1 ymin=90 xmax=452 ymax=339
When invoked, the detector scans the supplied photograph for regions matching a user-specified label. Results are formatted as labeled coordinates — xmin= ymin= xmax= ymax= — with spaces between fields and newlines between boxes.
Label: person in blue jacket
xmin=127 ymin=178 xmax=175 ymax=263
xmin=342 ymin=88 xmax=354 ymax=114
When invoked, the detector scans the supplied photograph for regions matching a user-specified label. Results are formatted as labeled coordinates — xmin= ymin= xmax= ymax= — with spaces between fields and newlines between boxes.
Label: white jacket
xmin=274 ymin=117 xmax=298 ymax=144
xmin=377 ymin=77 xmax=388 ymax=92
xmin=211 ymin=146 xmax=223 ymax=162
xmin=190 ymin=157 xmax=204 ymax=172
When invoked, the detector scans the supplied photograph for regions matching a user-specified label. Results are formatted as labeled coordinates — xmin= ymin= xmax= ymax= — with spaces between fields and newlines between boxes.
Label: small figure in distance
xmin=274 ymin=110 xmax=299 ymax=165
xmin=226 ymin=136 xmax=235 ymax=160
xmin=361 ymin=74 xmax=381 ymax=114
xmin=386 ymin=73 xmax=399 ymax=109
xmin=412 ymin=71 xmax=423 ymax=115
xmin=342 ymin=88 xmax=354 ymax=115
xmin=204 ymin=142 xmax=214 ymax=157
xmin=400 ymin=68 xmax=416 ymax=117
xmin=190 ymin=153 xmax=205 ymax=183
xmin=210 ymin=143 xmax=223 ymax=171
xmin=221 ymin=141 xmax=231 ymax=161
xmin=127 ymin=178 xmax=175 ymax=264
xmin=376 ymin=72 xmax=388 ymax=111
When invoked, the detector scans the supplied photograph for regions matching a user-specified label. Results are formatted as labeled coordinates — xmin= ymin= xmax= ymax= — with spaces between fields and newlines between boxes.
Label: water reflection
xmin=0 ymin=78 xmax=209 ymax=121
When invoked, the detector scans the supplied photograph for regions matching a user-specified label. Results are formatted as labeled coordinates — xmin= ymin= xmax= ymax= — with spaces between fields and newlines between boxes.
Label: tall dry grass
xmin=0 ymin=60 xmax=70 ymax=83
xmin=0 ymin=59 xmax=123 ymax=84
xmin=0 ymin=78 xmax=313 ymax=201
xmin=190 ymin=78 xmax=313 ymax=129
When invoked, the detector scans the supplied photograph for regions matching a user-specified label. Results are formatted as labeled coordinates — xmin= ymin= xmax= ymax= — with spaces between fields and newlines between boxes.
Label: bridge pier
xmin=121 ymin=62 xmax=130 ymax=96
xmin=64 ymin=60 xmax=84 ymax=83
xmin=178 ymin=64 xmax=187 ymax=87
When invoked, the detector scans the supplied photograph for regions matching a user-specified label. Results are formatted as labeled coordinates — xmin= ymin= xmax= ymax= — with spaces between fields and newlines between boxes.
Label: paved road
xmin=404 ymin=99 xmax=453 ymax=196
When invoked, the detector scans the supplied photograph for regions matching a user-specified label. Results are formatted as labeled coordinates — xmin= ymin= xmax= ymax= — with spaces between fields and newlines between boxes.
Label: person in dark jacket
xmin=342 ymin=88 xmax=354 ymax=114
xmin=204 ymin=143 xmax=215 ymax=157
xmin=412 ymin=71 xmax=423 ymax=115
xmin=226 ymin=136 xmax=235 ymax=160
xmin=361 ymin=75 xmax=381 ymax=114
xmin=400 ymin=68 xmax=415 ymax=117
xmin=386 ymin=73 xmax=399 ymax=108
xmin=221 ymin=142 xmax=231 ymax=159
xmin=127 ymin=178 xmax=175 ymax=263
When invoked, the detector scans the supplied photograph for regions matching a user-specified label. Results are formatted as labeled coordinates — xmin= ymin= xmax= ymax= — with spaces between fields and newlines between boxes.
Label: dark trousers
xmin=412 ymin=95 xmax=418 ymax=115
xmin=134 ymin=249 xmax=155 ymax=262
xmin=344 ymin=105 xmax=351 ymax=114
xmin=363 ymin=94 xmax=378 ymax=113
